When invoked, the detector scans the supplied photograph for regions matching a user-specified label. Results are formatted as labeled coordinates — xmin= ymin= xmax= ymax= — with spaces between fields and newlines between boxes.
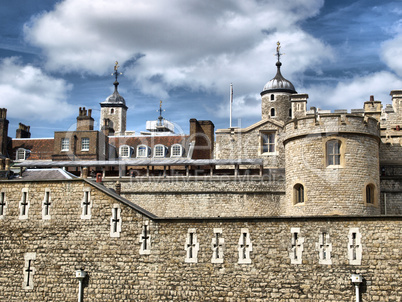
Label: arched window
xmin=289 ymin=108 xmax=292 ymax=118
xmin=270 ymin=94 xmax=274 ymax=101
xmin=154 ymin=144 xmax=167 ymax=158
xmin=110 ymin=108 xmax=115 ymax=114
xmin=171 ymin=144 xmax=183 ymax=157
xmin=293 ymin=184 xmax=304 ymax=204
xmin=270 ymin=108 xmax=275 ymax=117
xmin=366 ymin=184 xmax=375 ymax=204
xmin=137 ymin=145 xmax=149 ymax=158
xmin=326 ymin=140 xmax=341 ymax=166
xmin=16 ymin=148 xmax=30 ymax=160
xmin=119 ymin=145 xmax=131 ymax=158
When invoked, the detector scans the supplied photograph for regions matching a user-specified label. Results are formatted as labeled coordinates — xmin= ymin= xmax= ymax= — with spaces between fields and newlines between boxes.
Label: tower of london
xmin=0 ymin=44 xmax=401 ymax=301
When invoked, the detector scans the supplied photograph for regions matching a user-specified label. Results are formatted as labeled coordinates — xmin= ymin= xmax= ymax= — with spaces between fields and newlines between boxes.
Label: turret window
xmin=270 ymin=108 xmax=276 ymax=117
xmin=293 ymin=184 xmax=305 ymax=204
xmin=326 ymin=140 xmax=341 ymax=166
xmin=270 ymin=94 xmax=275 ymax=101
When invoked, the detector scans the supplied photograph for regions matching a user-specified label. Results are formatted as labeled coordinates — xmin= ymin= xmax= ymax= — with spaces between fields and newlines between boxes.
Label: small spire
xmin=111 ymin=61 xmax=123 ymax=91
xmin=157 ymin=100 xmax=165 ymax=125
xmin=275 ymin=41 xmax=283 ymax=62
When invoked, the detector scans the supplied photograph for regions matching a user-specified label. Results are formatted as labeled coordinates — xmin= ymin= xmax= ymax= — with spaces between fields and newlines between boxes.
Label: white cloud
xmin=305 ymin=71 xmax=402 ymax=111
xmin=24 ymin=0 xmax=332 ymax=102
xmin=381 ymin=34 xmax=402 ymax=77
xmin=0 ymin=57 xmax=75 ymax=122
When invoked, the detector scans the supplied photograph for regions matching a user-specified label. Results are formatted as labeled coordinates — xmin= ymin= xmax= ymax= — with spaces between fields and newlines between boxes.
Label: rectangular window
xmin=261 ymin=132 xmax=276 ymax=153
xmin=81 ymin=138 xmax=89 ymax=151
xmin=120 ymin=146 xmax=129 ymax=157
xmin=0 ymin=191 xmax=6 ymax=216
xmin=327 ymin=140 xmax=341 ymax=166
xmin=61 ymin=138 xmax=69 ymax=151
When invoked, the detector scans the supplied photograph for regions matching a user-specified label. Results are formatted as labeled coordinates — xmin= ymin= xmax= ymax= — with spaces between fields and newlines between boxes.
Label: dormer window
xmin=154 ymin=144 xmax=167 ymax=158
xmin=119 ymin=145 xmax=132 ymax=158
xmin=171 ymin=144 xmax=183 ymax=157
xmin=137 ymin=145 xmax=150 ymax=158
xmin=16 ymin=148 xmax=30 ymax=161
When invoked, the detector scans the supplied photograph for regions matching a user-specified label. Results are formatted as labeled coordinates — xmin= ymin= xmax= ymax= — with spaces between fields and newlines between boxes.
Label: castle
xmin=0 ymin=44 xmax=401 ymax=301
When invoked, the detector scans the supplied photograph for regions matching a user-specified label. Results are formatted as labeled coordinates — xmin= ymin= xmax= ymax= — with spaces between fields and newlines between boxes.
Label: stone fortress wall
xmin=284 ymin=114 xmax=381 ymax=216
xmin=0 ymin=179 xmax=401 ymax=301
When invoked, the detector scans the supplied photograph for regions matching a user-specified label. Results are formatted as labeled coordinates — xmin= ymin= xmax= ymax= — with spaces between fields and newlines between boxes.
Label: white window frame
xmin=316 ymin=231 xmax=332 ymax=265
xmin=16 ymin=148 xmax=30 ymax=160
xmin=81 ymin=137 xmax=90 ymax=151
xmin=119 ymin=145 xmax=130 ymax=158
xmin=22 ymin=252 xmax=36 ymax=290
xmin=154 ymin=144 xmax=166 ymax=158
xmin=290 ymin=227 xmax=304 ymax=264
xmin=211 ymin=228 xmax=224 ymax=264
xmin=42 ymin=188 xmax=51 ymax=220
xmin=19 ymin=188 xmax=29 ymax=220
xmin=238 ymin=228 xmax=252 ymax=264
xmin=81 ymin=187 xmax=92 ymax=219
xmin=110 ymin=204 xmax=122 ymax=238
xmin=0 ymin=190 xmax=7 ymax=219
xmin=171 ymin=144 xmax=183 ymax=157
xmin=139 ymin=221 xmax=151 ymax=255
xmin=185 ymin=228 xmax=200 ymax=263
xmin=137 ymin=145 xmax=149 ymax=158
xmin=61 ymin=138 xmax=70 ymax=151
xmin=348 ymin=228 xmax=362 ymax=265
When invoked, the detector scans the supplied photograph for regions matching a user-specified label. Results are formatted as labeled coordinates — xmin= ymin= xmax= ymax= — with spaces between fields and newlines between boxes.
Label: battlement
xmin=284 ymin=113 xmax=380 ymax=142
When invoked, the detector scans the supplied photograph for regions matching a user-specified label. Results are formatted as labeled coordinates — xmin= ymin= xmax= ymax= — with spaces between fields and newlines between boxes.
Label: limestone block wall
xmin=284 ymin=114 xmax=381 ymax=216
xmin=0 ymin=180 xmax=400 ymax=301
xmin=104 ymin=178 xmax=286 ymax=217
xmin=261 ymin=93 xmax=291 ymax=121
xmin=100 ymin=106 xmax=126 ymax=136
xmin=215 ymin=122 xmax=285 ymax=168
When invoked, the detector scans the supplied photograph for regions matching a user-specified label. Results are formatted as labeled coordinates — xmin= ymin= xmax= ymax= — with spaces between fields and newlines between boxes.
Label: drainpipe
xmin=76 ymin=269 xmax=87 ymax=302
xmin=350 ymin=274 xmax=363 ymax=302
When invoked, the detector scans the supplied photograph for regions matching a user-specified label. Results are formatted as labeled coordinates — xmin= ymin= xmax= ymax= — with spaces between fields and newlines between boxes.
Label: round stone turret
xmin=261 ymin=42 xmax=296 ymax=121
xmin=283 ymin=114 xmax=381 ymax=216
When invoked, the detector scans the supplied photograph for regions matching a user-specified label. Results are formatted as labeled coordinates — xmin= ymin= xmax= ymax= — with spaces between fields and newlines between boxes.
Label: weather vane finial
xmin=275 ymin=41 xmax=283 ymax=62
xmin=112 ymin=61 xmax=122 ymax=82
xmin=157 ymin=100 xmax=165 ymax=125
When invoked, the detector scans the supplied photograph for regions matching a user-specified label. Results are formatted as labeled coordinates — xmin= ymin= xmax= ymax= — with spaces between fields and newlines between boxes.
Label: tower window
xmin=365 ymin=184 xmax=376 ymax=204
xmin=110 ymin=108 xmax=114 ymax=114
xmin=326 ymin=140 xmax=341 ymax=166
xmin=270 ymin=108 xmax=276 ymax=117
xmin=261 ymin=132 xmax=276 ymax=153
xmin=293 ymin=184 xmax=305 ymax=204
xmin=270 ymin=94 xmax=274 ymax=101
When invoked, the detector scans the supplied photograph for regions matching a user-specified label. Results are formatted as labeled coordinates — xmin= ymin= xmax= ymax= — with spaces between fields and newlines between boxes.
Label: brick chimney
xmin=76 ymin=107 xmax=94 ymax=131
xmin=16 ymin=123 xmax=31 ymax=138
xmin=0 ymin=108 xmax=9 ymax=156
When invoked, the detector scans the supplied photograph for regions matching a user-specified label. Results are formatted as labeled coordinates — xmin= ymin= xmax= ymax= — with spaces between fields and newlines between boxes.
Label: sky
xmin=1 ymin=0 xmax=402 ymax=138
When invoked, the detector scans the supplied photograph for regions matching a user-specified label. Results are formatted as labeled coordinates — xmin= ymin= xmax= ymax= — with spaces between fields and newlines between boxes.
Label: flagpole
xmin=230 ymin=83 xmax=233 ymax=128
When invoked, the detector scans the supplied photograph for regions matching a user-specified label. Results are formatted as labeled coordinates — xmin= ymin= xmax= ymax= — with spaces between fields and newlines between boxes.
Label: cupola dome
xmin=261 ymin=42 xmax=296 ymax=96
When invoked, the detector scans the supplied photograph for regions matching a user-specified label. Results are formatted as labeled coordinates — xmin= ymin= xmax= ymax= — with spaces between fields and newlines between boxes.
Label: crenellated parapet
xmin=283 ymin=113 xmax=381 ymax=216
